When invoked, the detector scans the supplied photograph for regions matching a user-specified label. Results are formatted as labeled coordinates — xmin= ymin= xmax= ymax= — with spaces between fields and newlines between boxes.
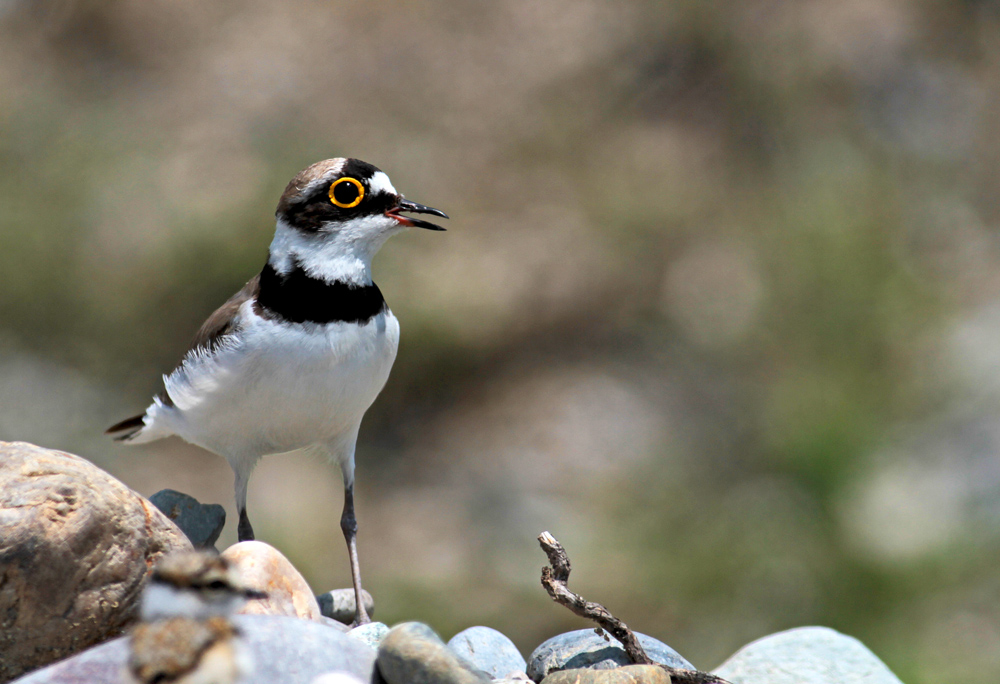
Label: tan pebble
xmin=540 ymin=664 xmax=673 ymax=684
xmin=222 ymin=541 xmax=321 ymax=620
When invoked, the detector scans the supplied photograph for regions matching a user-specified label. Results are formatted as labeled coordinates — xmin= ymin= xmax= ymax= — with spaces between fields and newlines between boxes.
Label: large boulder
xmin=0 ymin=441 xmax=193 ymax=682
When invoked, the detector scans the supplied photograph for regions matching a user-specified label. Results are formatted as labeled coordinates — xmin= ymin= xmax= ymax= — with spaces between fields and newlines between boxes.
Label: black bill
xmin=387 ymin=198 xmax=449 ymax=231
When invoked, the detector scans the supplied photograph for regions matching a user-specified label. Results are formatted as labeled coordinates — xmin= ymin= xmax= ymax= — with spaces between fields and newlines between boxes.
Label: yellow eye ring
xmin=329 ymin=177 xmax=365 ymax=208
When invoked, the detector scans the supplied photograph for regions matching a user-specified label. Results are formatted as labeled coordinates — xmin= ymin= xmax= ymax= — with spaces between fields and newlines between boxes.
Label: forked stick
xmin=538 ymin=531 xmax=732 ymax=684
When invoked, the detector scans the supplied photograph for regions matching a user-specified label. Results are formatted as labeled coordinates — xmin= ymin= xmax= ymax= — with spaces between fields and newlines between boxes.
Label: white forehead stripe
xmin=298 ymin=158 xmax=348 ymax=199
xmin=368 ymin=171 xmax=397 ymax=196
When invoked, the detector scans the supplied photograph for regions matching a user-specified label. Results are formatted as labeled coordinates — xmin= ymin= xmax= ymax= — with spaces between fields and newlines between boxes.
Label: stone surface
xmin=377 ymin=622 xmax=491 ymax=684
xmin=148 ymin=489 xmax=226 ymax=549
xmin=348 ymin=621 xmax=390 ymax=650
xmin=318 ymin=588 xmax=375 ymax=624
xmin=321 ymin=616 xmax=352 ymax=633
xmin=527 ymin=629 xmax=692 ymax=681
xmin=0 ymin=441 xmax=193 ymax=683
xmin=493 ymin=673 xmax=532 ymax=683
xmin=13 ymin=614 xmax=377 ymax=684
xmin=447 ymin=626 xmax=527 ymax=679
xmin=222 ymin=541 xmax=322 ymax=621
xmin=310 ymin=674 xmax=367 ymax=684
xmin=540 ymin=665 xmax=672 ymax=684
xmin=712 ymin=626 xmax=904 ymax=684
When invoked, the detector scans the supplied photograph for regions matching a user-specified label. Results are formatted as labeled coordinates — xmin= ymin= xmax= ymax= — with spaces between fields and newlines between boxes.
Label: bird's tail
xmin=106 ymin=404 xmax=172 ymax=444
xmin=106 ymin=414 xmax=146 ymax=441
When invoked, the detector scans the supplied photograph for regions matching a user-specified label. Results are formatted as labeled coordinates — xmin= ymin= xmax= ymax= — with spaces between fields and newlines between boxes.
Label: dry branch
xmin=537 ymin=531 xmax=732 ymax=684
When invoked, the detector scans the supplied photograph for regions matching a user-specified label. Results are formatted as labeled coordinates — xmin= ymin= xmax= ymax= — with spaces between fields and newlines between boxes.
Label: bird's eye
xmin=329 ymin=177 xmax=364 ymax=208
xmin=206 ymin=580 xmax=228 ymax=590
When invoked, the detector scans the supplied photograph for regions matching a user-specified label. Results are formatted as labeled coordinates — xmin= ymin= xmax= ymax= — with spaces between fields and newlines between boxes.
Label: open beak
xmin=386 ymin=198 xmax=449 ymax=231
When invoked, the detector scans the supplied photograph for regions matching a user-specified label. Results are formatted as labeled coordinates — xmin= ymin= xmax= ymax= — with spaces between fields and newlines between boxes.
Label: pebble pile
xmin=1 ymin=442 xmax=907 ymax=684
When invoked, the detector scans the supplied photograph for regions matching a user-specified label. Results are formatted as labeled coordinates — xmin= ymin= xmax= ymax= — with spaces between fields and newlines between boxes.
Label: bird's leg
xmin=237 ymin=508 xmax=255 ymax=542
xmin=235 ymin=469 xmax=255 ymax=542
xmin=340 ymin=483 xmax=370 ymax=625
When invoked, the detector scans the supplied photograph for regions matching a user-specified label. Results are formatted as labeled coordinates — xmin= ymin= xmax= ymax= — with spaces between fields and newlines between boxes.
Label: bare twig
xmin=538 ymin=531 xmax=652 ymax=665
xmin=538 ymin=531 xmax=732 ymax=684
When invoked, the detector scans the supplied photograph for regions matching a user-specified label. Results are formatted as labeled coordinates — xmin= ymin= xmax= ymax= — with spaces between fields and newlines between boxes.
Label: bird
xmin=125 ymin=550 xmax=265 ymax=684
xmin=107 ymin=158 xmax=448 ymax=625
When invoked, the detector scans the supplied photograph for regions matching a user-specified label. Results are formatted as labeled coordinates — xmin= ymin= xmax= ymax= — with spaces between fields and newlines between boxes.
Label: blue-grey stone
xmin=712 ymin=626 xmax=904 ymax=684
xmin=317 ymin=588 xmax=375 ymax=624
xmin=527 ymin=629 xmax=692 ymax=681
xmin=321 ymin=616 xmax=352 ymax=632
xmin=349 ymin=621 xmax=390 ymax=650
xmin=447 ymin=626 xmax=527 ymax=679
xmin=311 ymin=674 xmax=367 ymax=684
xmin=378 ymin=622 xmax=491 ymax=684
xmin=13 ymin=615 xmax=376 ymax=684
xmin=149 ymin=489 xmax=226 ymax=549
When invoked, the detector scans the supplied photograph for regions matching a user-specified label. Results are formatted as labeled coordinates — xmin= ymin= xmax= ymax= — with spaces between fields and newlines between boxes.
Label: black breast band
xmin=254 ymin=261 xmax=387 ymax=324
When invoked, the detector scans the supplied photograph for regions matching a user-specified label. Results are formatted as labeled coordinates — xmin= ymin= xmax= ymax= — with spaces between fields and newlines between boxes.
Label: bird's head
xmin=141 ymin=551 xmax=265 ymax=621
xmin=269 ymin=158 xmax=447 ymax=283
xmin=276 ymin=157 xmax=448 ymax=239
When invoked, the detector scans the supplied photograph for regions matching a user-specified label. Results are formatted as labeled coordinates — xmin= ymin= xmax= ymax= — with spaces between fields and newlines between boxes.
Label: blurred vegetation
xmin=3 ymin=2 xmax=1000 ymax=682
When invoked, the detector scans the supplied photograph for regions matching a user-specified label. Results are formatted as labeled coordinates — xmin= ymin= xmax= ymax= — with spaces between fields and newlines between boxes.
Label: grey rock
xmin=311 ymin=674 xmax=367 ymax=684
xmin=712 ymin=626 xmax=904 ymax=684
xmin=377 ymin=622 xmax=491 ymax=684
xmin=0 ymin=441 xmax=193 ymax=683
xmin=527 ymin=629 xmax=692 ymax=681
xmin=13 ymin=614 xmax=377 ymax=684
xmin=492 ymin=672 xmax=532 ymax=684
xmin=447 ymin=626 xmax=526 ymax=679
xmin=322 ymin=616 xmax=353 ymax=632
xmin=149 ymin=489 xmax=226 ymax=549
xmin=349 ymin=621 xmax=390 ymax=650
xmin=540 ymin=665 xmax=672 ymax=684
xmin=318 ymin=588 xmax=375 ymax=624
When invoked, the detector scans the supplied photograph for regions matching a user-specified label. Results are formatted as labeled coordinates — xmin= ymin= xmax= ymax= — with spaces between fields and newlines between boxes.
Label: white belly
xmin=158 ymin=301 xmax=399 ymax=458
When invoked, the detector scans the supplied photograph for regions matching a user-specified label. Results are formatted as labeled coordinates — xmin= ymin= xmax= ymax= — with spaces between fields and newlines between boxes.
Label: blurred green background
xmin=3 ymin=1 xmax=1000 ymax=681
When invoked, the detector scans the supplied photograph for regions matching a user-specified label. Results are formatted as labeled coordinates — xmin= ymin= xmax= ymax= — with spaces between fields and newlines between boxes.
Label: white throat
xmin=268 ymin=217 xmax=402 ymax=286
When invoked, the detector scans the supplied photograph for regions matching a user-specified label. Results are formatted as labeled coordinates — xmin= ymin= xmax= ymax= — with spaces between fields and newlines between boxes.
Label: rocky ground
xmin=1 ymin=441 xmax=906 ymax=684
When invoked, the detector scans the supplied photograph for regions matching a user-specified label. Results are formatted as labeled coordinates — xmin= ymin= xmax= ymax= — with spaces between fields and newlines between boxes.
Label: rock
xmin=311 ymin=674 xmax=367 ymax=684
xmin=8 ymin=633 xmax=130 ymax=684
xmin=377 ymin=622 xmax=492 ymax=684
xmin=447 ymin=626 xmax=527 ymax=679
xmin=13 ymin=614 xmax=377 ymax=684
xmin=527 ymin=629 xmax=692 ymax=681
xmin=0 ymin=441 xmax=193 ymax=682
xmin=148 ymin=489 xmax=226 ymax=549
xmin=321 ymin=616 xmax=353 ymax=632
xmin=540 ymin=665 xmax=672 ymax=684
xmin=712 ymin=626 xmax=904 ymax=684
xmin=493 ymin=672 xmax=533 ymax=683
xmin=222 ymin=541 xmax=322 ymax=621
xmin=348 ymin=621 xmax=390 ymax=650
xmin=318 ymin=588 xmax=375 ymax=624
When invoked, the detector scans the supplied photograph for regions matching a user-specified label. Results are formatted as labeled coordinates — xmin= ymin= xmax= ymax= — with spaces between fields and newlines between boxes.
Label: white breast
xmin=158 ymin=300 xmax=399 ymax=459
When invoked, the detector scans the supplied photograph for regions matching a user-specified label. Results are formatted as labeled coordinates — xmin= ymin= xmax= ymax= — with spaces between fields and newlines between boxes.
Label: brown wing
xmin=188 ymin=274 xmax=261 ymax=357
xmin=109 ymin=274 xmax=262 ymax=421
